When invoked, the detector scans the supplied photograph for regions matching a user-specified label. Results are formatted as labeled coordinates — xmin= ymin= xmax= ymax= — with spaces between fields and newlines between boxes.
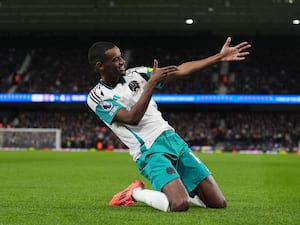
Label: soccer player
xmin=87 ymin=37 xmax=251 ymax=212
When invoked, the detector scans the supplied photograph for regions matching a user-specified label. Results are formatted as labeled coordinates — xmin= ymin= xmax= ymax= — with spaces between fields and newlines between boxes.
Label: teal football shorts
xmin=136 ymin=130 xmax=211 ymax=195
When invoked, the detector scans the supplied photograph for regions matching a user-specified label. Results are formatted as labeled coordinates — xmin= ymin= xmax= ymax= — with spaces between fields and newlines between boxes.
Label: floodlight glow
xmin=292 ymin=19 xmax=300 ymax=25
xmin=185 ymin=19 xmax=193 ymax=25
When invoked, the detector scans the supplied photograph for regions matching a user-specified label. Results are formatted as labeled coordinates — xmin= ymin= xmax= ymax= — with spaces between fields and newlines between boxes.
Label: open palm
xmin=220 ymin=37 xmax=251 ymax=61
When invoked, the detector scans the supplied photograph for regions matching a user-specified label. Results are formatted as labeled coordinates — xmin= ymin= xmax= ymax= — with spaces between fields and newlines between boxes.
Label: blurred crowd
xmin=1 ymin=38 xmax=300 ymax=152
xmin=1 ymin=40 xmax=300 ymax=94
xmin=0 ymin=110 xmax=299 ymax=152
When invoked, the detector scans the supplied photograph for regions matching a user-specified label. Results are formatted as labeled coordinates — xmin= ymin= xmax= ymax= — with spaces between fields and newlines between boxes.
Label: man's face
xmin=101 ymin=46 xmax=126 ymax=77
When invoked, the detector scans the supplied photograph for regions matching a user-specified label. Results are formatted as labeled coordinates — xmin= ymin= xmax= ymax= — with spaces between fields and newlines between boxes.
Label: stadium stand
xmin=0 ymin=48 xmax=28 ymax=93
xmin=0 ymin=110 xmax=299 ymax=152
xmin=0 ymin=38 xmax=300 ymax=94
xmin=1 ymin=36 xmax=300 ymax=152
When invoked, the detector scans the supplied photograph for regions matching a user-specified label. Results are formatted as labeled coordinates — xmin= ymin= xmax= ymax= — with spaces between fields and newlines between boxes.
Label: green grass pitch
xmin=0 ymin=150 xmax=299 ymax=225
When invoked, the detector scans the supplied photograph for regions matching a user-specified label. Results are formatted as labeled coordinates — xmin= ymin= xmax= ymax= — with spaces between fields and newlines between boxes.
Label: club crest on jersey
xmin=128 ymin=80 xmax=140 ymax=93
xmin=100 ymin=101 xmax=113 ymax=111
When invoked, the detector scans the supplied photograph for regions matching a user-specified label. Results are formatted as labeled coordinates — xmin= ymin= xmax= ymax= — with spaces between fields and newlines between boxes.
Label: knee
xmin=220 ymin=198 xmax=227 ymax=208
xmin=170 ymin=198 xmax=190 ymax=212
xmin=210 ymin=198 xmax=227 ymax=209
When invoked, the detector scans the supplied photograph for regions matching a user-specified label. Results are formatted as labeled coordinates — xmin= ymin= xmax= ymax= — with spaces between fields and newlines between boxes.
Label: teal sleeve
xmin=95 ymin=99 xmax=123 ymax=124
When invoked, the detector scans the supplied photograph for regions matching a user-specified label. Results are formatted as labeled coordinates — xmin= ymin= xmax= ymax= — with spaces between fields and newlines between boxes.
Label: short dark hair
xmin=88 ymin=41 xmax=116 ymax=66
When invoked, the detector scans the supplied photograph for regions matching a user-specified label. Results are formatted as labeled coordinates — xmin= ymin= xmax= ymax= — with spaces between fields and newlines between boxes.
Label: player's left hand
xmin=150 ymin=59 xmax=178 ymax=84
xmin=220 ymin=37 xmax=251 ymax=61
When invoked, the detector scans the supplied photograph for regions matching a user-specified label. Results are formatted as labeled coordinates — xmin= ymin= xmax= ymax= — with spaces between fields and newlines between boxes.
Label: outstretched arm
xmin=114 ymin=60 xmax=177 ymax=125
xmin=167 ymin=37 xmax=251 ymax=78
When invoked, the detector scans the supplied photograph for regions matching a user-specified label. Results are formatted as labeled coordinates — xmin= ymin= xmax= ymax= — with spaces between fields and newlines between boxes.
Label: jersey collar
xmin=100 ymin=77 xmax=126 ymax=89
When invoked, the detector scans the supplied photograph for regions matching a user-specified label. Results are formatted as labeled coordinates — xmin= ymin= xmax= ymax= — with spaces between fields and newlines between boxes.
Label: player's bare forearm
xmin=114 ymin=61 xmax=178 ymax=125
xmin=115 ymin=81 xmax=156 ymax=125
xmin=170 ymin=53 xmax=223 ymax=77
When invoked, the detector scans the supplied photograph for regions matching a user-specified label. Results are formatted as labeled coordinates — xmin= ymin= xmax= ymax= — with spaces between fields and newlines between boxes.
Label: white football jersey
xmin=87 ymin=66 xmax=173 ymax=161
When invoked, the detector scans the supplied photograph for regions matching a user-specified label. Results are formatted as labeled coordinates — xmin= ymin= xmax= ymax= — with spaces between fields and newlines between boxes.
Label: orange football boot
xmin=109 ymin=180 xmax=144 ymax=206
